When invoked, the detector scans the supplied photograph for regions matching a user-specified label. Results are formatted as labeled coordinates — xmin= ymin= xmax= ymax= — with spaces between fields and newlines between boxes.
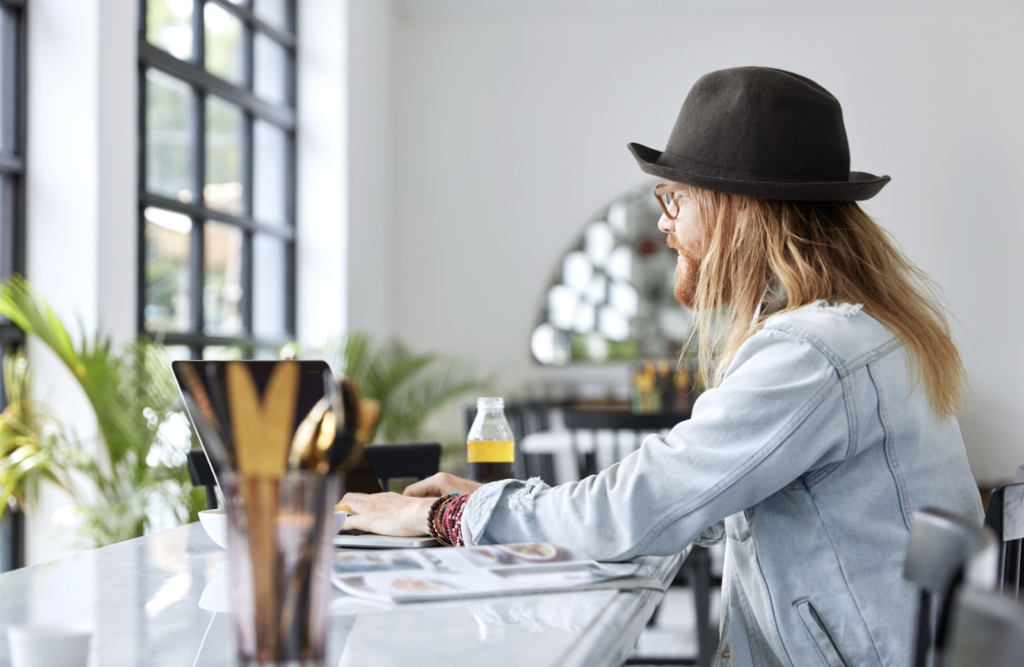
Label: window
xmin=0 ymin=0 xmax=26 ymax=358
xmin=0 ymin=0 xmax=26 ymax=573
xmin=139 ymin=0 xmax=296 ymax=360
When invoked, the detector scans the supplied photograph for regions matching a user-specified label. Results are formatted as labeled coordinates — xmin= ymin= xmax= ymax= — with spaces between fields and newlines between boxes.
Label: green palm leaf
xmin=0 ymin=276 xmax=140 ymax=465
xmin=0 ymin=276 xmax=201 ymax=548
xmin=305 ymin=331 xmax=491 ymax=446
xmin=378 ymin=360 xmax=491 ymax=443
xmin=0 ymin=349 xmax=75 ymax=514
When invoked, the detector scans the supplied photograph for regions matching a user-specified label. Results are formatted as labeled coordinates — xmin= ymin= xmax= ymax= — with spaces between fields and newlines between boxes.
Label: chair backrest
xmin=186 ymin=449 xmax=219 ymax=510
xmin=983 ymin=481 xmax=1024 ymax=599
xmin=561 ymin=408 xmax=691 ymax=479
xmin=903 ymin=508 xmax=999 ymax=667
xmin=364 ymin=442 xmax=441 ymax=492
xmin=945 ymin=587 xmax=1024 ymax=667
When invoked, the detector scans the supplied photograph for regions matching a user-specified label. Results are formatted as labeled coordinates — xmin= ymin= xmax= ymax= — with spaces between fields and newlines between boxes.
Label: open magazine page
xmin=331 ymin=543 xmax=640 ymax=603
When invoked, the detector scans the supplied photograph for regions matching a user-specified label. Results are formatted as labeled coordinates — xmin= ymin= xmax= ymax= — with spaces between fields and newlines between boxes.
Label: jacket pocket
xmin=725 ymin=511 xmax=752 ymax=542
xmin=794 ymin=598 xmax=848 ymax=667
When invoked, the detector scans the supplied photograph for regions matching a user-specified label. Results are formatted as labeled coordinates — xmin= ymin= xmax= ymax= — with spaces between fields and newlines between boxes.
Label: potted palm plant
xmin=0 ymin=276 xmax=203 ymax=553
xmin=297 ymin=331 xmax=492 ymax=476
xmin=0 ymin=349 xmax=75 ymax=569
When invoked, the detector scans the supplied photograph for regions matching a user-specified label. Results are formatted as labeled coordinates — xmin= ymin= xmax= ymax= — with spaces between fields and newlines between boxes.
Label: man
xmin=343 ymin=67 xmax=982 ymax=666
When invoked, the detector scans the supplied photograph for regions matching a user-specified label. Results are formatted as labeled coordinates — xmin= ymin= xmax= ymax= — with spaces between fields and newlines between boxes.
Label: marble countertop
xmin=0 ymin=523 xmax=684 ymax=666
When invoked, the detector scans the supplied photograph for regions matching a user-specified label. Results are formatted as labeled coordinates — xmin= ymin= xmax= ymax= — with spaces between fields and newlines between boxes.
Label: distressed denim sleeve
xmin=462 ymin=326 xmax=852 ymax=562
xmin=462 ymin=478 xmax=548 ymax=546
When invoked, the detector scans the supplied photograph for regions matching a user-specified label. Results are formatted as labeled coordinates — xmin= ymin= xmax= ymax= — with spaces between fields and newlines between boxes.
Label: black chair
xmin=982 ymin=481 xmax=1024 ymax=599
xmin=559 ymin=409 xmax=710 ymax=667
xmin=902 ymin=508 xmax=998 ymax=667
xmin=945 ymin=587 xmax=1024 ymax=667
xmin=364 ymin=442 xmax=441 ymax=491
xmin=562 ymin=408 xmax=691 ymax=479
xmin=186 ymin=449 xmax=219 ymax=510
xmin=185 ymin=443 xmax=441 ymax=508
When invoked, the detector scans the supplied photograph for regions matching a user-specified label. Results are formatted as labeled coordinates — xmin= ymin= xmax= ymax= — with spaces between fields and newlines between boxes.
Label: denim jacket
xmin=462 ymin=301 xmax=982 ymax=667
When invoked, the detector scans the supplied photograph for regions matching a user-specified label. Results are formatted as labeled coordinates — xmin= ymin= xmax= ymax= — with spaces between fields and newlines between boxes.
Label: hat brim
xmin=628 ymin=143 xmax=890 ymax=202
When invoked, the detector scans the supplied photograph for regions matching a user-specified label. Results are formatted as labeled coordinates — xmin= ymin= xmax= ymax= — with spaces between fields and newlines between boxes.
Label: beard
xmin=668 ymin=238 xmax=701 ymax=309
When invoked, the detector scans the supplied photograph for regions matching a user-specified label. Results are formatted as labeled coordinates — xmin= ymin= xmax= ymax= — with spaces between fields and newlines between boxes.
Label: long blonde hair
xmin=687 ymin=187 xmax=966 ymax=418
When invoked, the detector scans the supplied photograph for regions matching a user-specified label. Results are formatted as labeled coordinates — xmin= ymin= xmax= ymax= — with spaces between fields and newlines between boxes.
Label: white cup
xmin=7 ymin=625 xmax=91 ymax=667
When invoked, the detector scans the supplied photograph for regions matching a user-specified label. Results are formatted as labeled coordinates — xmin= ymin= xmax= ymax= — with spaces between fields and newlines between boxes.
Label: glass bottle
xmin=466 ymin=397 xmax=515 ymax=483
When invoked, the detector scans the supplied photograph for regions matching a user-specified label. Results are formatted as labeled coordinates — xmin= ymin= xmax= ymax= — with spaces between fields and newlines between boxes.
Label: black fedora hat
xmin=628 ymin=67 xmax=890 ymax=201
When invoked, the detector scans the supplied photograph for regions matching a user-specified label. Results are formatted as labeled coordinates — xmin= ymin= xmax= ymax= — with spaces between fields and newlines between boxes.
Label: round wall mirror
xmin=531 ymin=182 xmax=695 ymax=365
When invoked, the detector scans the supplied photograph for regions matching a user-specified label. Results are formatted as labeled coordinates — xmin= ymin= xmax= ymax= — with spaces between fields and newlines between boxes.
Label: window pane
xmin=205 ymin=96 xmax=244 ymax=215
xmin=203 ymin=346 xmax=244 ymax=360
xmin=147 ymin=0 xmax=193 ymax=61
xmin=0 ymin=6 xmax=16 ymax=152
xmin=146 ymin=69 xmax=193 ymax=203
xmin=163 ymin=345 xmax=194 ymax=361
xmin=254 ymin=32 xmax=288 ymax=107
xmin=253 ymin=235 xmax=287 ymax=338
xmin=254 ymin=0 xmax=289 ymax=33
xmin=144 ymin=207 xmax=192 ymax=332
xmin=204 ymin=2 xmax=244 ymax=86
xmin=204 ymin=222 xmax=244 ymax=335
xmin=0 ymin=176 xmax=8 ymax=277
xmin=253 ymin=120 xmax=288 ymax=227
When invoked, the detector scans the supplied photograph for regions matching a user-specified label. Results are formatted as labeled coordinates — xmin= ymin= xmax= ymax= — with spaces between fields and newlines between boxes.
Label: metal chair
xmin=903 ymin=508 xmax=999 ymax=667
xmin=364 ymin=442 xmax=441 ymax=491
xmin=945 ymin=587 xmax=1024 ymax=667
xmin=561 ymin=408 xmax=691 ymax=479
xmin=558 ymin=409 xmax=710 ymax=667
xmin=982 ymin=480 xmax=1024 ymax=599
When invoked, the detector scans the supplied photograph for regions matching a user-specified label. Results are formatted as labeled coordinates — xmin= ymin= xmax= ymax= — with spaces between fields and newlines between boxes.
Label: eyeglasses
xmin=653 ymin=183 xmax=688 ymax=220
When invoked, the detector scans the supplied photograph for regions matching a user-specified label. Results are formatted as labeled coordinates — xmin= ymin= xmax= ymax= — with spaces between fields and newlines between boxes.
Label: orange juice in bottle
xmin=467 ymin=397 xmax=515 ymax=483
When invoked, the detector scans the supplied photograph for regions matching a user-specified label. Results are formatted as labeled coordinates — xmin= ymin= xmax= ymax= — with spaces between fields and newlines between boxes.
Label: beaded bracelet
xmin=434 ymin=505 xmax=455 ymax=547
xmin=428 ymin=493 xmax=460 ymax=547
xmin=426 ymin=495 xmax=449 ymax=544
xmin=439 ymin=494 xmax=469 ymax=547
xmin=449 ymin=496 xmax=467 ymax=546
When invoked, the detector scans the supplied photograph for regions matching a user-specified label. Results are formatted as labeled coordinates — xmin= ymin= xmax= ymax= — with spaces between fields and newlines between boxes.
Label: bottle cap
xmin=477 ymin=397 xmax=504 ymax=409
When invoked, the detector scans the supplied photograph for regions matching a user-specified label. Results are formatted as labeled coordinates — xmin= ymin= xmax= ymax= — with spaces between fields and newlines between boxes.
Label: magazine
xmin=331 ymin=542 xmax=642 ymax=603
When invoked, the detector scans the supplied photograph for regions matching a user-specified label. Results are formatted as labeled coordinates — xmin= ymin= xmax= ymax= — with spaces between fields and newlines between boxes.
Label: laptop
xmin=171 ymin=359 xmax=438 ymax=549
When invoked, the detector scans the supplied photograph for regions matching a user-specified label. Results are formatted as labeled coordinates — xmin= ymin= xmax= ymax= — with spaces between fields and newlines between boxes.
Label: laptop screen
xmin=170 ymin=360 xmax=383 ymax=497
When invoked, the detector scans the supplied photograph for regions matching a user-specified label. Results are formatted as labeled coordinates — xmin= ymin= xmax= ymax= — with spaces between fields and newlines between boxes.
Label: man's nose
xmin=657 ymin=214 xmax=674 ymax=234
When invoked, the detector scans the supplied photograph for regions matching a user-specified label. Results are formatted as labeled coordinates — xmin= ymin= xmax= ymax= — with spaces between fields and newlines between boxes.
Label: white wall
xmin=376 ymin=0 xmax=1024 ymax=481
xmin=25 ymin=0 xmax=138 ymax=565
xmin=297 ymin=0 xmax=348 ymax=345
xmin=345 ymin=0 xmax=394 ymax=338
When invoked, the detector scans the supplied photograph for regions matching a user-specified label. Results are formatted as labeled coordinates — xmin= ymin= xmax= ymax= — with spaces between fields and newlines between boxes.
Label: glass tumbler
xmin=221 ymin=471 xmax=340 ymax=667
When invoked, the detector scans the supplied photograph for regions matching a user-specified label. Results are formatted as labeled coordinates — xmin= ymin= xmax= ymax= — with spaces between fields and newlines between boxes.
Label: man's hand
xmin=340 ymin=492 xmax=434 ymax=537
xmin=403 ymin=472 xmax=482 ymax=498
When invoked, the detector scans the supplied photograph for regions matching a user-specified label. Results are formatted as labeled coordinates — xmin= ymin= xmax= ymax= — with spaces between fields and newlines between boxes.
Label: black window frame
xmin=138 ymin=0 xmax=297 ymax=360
xmin=0 ymin=0 xmax=28 ymax=573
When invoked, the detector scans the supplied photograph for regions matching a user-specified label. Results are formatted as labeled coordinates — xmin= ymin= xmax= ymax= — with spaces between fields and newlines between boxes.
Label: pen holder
xmin=222 ymin=471 xmax=340 ymax=667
